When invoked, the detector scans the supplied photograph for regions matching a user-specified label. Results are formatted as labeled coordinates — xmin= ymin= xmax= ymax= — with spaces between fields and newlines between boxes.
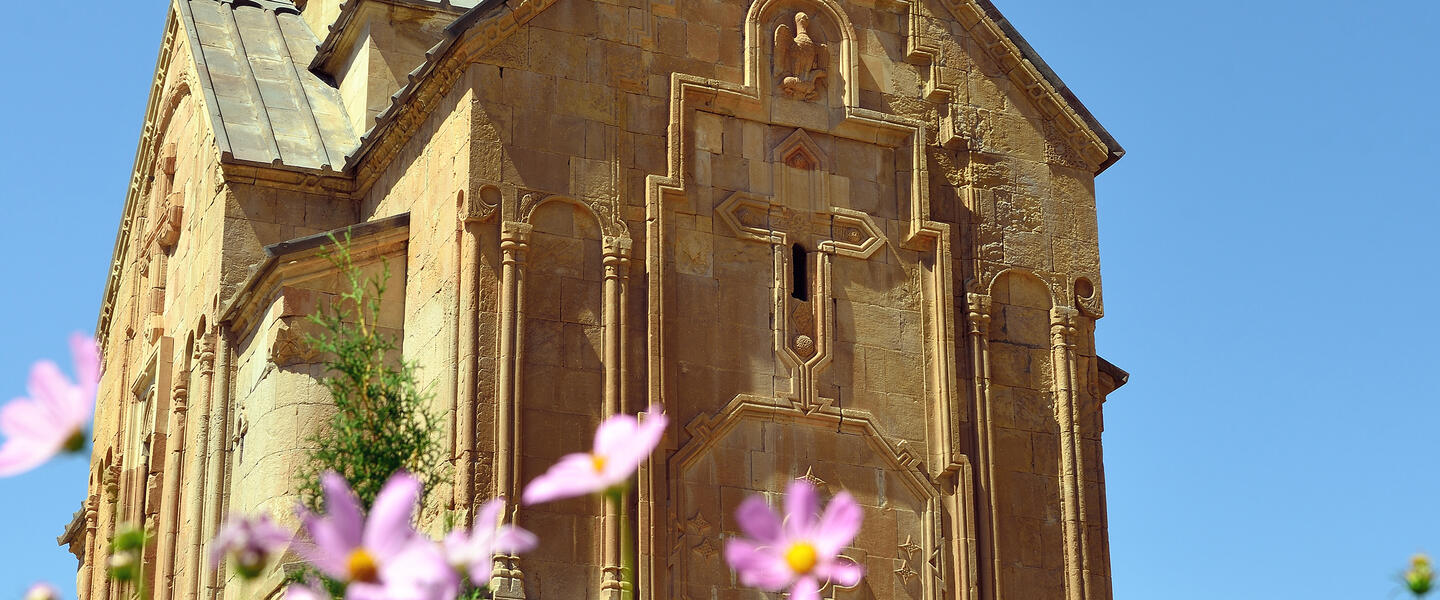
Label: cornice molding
xmin=97 ymin=9 xmax=186 ymax=355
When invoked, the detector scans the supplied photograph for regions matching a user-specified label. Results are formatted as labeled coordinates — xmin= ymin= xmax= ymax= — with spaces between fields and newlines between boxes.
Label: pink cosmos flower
xmin=284 ymin=582 xmax=327 ymax=600
xmin=441 ymin=497 xmax=537 ymax=585
xmin=211 ymin=513 xmax=293 ymax=579
xmin=297 ymin=471 xmax=457 ymax=600
xmin=724 ymin=480 xmax=865 ymax=600
xmin=24 ymin=582 xmax=59 ymax=600
xmin=0 ymin=334 xmax=100 ymax=477
xmin=522 ymin=405 xmax=668 ymax=505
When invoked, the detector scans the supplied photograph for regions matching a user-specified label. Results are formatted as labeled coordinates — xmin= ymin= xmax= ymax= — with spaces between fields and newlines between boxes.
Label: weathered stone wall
xmin=359 ymin=68 xmax=477 ymax=519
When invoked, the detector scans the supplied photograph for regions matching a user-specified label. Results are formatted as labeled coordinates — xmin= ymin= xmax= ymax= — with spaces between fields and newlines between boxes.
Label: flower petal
xmin=724 ymin=538 xmax=792 ymax=591
xmin=812 ymin=490 xmax=862 ymax=555
xmin=604 ymin=409 xmax=668 ymax=482
xmin=466 ymin=560 xmax=495 ymax=589
xmin=26 ymin=361 xmax=73 ymax=409
xmin=363 ymin=471 xmax=422 ymax=557
xmin=789 ymin=576 xmax=822 ymax=600
xmin=592 ymin=414 xmax=638 ymax=456
xmin=70 ymin=334 xmax=101 ymax=396
xmin=285 ymin=583 xmax=327 ymax=600
xmin=820 ymin=556 xmax=865 ymax=588
xmin=522 ymin=453 xmax=607 ymax=504
xmin=25 ymin=361 xmax=86 ymax=433
xmin=492 ymin=525 xmax=538 ymax=555
xmin=0 ymin=439 xmax=52 ymax=477
xmin=210 ymin=518 xmax=243 ymax=568
xmin=784 ymin=480 xmax=819 ymax=537
xmin=379 ymin=540 xmax=459 ymax=600
xmin=2 ymin=397 xmax=62 ymax=444
xmin=297 ymin=513 xmax=350 ymax=578
xmin=253 ymin=515 xmax=294 ymax=551
xmin=345 ymin=582 xmax=389 ymax=600
xmin=735 ymin=494 xmax=783 ymax=544
xmin=320 ymin=472 xmax=364 ymax=548
xmin=476 ymin=497 xmax=506 ymax=531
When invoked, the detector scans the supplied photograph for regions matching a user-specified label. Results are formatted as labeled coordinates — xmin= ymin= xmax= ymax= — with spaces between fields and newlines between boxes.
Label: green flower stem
xmin=607 ymin=487 xmax=637 ymax=600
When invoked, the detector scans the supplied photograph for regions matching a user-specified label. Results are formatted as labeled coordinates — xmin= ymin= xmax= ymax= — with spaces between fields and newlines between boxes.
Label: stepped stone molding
xmin=669 ymin=394 xmax=974 ymax=600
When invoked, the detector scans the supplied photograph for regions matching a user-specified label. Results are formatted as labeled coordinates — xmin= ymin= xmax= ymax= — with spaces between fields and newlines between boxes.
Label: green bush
xmin=295 ymin=234 xmax=443 ymax=512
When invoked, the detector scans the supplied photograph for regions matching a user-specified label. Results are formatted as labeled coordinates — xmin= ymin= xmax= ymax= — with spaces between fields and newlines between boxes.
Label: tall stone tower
xmin=66 ymin=0 xmax=1129 ymax=598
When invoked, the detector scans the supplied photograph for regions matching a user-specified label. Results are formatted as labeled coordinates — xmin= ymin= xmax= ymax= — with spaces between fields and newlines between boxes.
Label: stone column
xmin=1050 ymin=306 xmax=1088 ymax=600
xmin=454 ymin=207 xmax=485 ymax=519
xmin=78 ymin=494 xmax=98 ymax=600
xmin=98 ymin=460 xmax=122 ymax=600
xmin=184 ymin=338 xmax=215 ymax=599
xmin=492 ymin=221 xmax=532 ymax=599
xmin=205 ymin=331 xmax=232 ymax=600
xmin=154 ymin=374 xmax=188 ymax=599
xmin=600 ymin=236 xmax=632 ymax=600
xmin=965 ymin=293 xmax=1000 ymax=600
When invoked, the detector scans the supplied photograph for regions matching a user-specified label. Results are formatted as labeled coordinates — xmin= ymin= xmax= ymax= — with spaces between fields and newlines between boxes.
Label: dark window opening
xmin=792 ymin=243 xmax=809 ymax=302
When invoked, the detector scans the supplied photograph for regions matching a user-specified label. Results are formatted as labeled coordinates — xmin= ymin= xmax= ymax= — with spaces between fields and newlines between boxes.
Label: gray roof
xmin=176 ymin=0 xmax=358 ymax=171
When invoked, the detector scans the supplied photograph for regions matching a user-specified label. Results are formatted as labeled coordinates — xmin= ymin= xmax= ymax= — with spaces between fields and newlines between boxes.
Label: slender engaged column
xmin=492 ymin=221 xmax=532 ymax=600
xmin=600 ymin=236 xmax=632 ymax=600
xmin=185 ymin=339 xmax=215 ymax=599
xmin=455 ymin=213 xmax=483 ymax=519
xmin=154 ymin=375 xmax=188 ymax=598
xmin=1050 ymin=307 xmax=1087 ymax=600
xmin=965 ymin=293 xmax=1000 ymax=600
xmin=78 ymin=494 xmax=98 ymax=600
xmin=205 ymin=331 xmax=231 ymax=600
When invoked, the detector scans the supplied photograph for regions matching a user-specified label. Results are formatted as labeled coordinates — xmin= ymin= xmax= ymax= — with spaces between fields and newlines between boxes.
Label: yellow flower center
xmin=784 ymin=542 xmax=818 ymax=574
xmin=591 ymin=454 xmax=607 ymax=473
xmin=347 ymin=548 xmax=380 ymax=583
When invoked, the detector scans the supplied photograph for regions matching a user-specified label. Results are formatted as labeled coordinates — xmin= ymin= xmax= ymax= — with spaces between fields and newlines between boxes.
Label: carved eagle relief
xmin=774 ymin=12 xmax=830 ymax=101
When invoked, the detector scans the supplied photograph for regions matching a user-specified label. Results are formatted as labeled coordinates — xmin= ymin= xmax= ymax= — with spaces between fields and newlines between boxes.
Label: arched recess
xmin=743 ymin=0 xmax=860 ymax=108
xmin=517 ymin=198 xmax=609 ymax=598
xmin=667 ymin=395 xmax=960 ymax=600
xmin=984 ymin=269 xmax=1064 ymax=598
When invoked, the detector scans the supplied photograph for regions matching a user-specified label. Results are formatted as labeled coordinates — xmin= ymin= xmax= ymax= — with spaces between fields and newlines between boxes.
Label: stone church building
xmin=64 ymin=0 xmax=1130 ymax=598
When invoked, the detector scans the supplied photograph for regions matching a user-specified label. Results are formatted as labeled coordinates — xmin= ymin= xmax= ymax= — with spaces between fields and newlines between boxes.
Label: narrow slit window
xmin=792 ymin=243 xmax=809 ymax=302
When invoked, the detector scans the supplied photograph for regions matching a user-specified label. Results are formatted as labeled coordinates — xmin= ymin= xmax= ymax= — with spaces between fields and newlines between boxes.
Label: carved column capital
xmin=965 ymin=293 xmax=992 ymax=336
xmin=171 ymin=381 xmax=189 ymax=413
xmin=196 ymin=336 xmax=216 ymax=375
xmin=84 ymin=493 xmax=99 ymax=529
xmin=1050 ymin=306 xmax=1080 ymax=348
xmin=104 ymin=460 xmax=122 ymax=503
xmin=500 ymin=221 xmax=533 ymax=265
xmin=602 ymin=236 xmax=633 ymax=280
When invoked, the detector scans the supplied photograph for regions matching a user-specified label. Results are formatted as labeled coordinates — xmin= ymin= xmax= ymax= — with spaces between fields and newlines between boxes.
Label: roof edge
xmin=218 ymin=212 xmax=412 ymax=329
xmin=97 ymin=5 xmax=187 ymax=352
xmin=339 ymin=0 xmax=507 ymax=186
xmin=972 ymin=0 xmax=1125 ymax=173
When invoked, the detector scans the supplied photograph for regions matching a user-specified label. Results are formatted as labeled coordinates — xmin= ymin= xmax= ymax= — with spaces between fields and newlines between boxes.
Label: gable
xmin=343 ymin=0 xmax=1123 ymax=198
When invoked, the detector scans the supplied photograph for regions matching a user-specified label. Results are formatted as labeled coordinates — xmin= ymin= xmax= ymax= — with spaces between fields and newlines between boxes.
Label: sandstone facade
xmin=66 ymin=0 xmax=1130 ymax=598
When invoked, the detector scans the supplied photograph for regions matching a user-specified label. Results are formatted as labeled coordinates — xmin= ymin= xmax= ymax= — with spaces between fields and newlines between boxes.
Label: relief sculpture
xmin=774 ymin=12 xmax=830 ymax=101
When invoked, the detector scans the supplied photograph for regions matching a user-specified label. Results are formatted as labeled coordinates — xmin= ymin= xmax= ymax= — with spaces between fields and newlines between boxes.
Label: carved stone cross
xmin=717 ymin=128 xmax=886 ymax=413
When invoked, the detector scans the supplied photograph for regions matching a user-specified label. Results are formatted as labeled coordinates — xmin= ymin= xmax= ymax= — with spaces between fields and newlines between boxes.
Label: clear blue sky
xmin=1 ymin=1 xmax=1436 ymax=598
